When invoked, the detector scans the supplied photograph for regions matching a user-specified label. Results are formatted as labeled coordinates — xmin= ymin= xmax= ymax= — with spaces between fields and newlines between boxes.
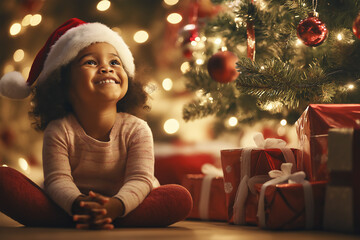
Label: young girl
xmin=0 ymin=18 xmax=192 ymax=229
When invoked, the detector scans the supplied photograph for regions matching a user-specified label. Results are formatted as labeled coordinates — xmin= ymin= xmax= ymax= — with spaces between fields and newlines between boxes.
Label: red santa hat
xmin=0 ymin=18 xmax=135 ymax=99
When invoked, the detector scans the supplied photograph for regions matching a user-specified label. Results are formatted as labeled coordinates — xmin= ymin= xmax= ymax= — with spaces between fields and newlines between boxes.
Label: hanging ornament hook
xmin=312 ymin=0 xmax=319 ymax=17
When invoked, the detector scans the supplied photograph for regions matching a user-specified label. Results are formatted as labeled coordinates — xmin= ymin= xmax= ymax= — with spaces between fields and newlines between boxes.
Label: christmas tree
xmin=182 ymin=0 xmax=360 ymax=134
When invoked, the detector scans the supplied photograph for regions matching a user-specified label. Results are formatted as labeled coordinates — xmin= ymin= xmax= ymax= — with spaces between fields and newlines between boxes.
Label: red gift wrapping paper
xmin=221 ymin=148 xmax=299 ymax=225
xmin=295 ymin=104 xmax=360 ymax=181
xmin=255 ymin=181 xmax=327 ymax=230
xmin=155 ymin=153 xmax=216 ymax=185
xmin=182 ymin=174 xmax=228 ymax=221
xmin=323 ymin=128 xmax=360 ymax=233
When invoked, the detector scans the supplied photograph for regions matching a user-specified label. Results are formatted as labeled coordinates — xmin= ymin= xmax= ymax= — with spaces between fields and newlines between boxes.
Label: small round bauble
xmin=353 ymin=14 xmax=360 ymax=39
xmin=207 ymin=51 xmax=239 ymax=83
xmin=297 ymin=12 xmax=328 ymax=47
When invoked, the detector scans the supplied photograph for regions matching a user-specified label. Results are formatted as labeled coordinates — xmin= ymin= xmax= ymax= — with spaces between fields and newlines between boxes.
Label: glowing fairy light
xmin=228 ymin=117 xmax=238 ymax=127
xmin=10 ymin=23 xmax=21 ymax=36
xmin=13 ymin=49 xmax=25 ymax=62
xmin=348 ymin=84 xmax=355 ymax=90
xmin=337 ymin=33 xmax=343 ymax=41
xmin=180 ymin=62 xmax=190 ymax=73
xmin=133 ymin=30 xmax=149 ymax=43
xmin=22 ymin=14 xmax=32 ymax=26
xmin=30 ymin=14 xmax=42 ymax=26
xmin=221 ymin=46 xmax=228 ymax=51
xmin=167 ymin=13 xmax=182 ymax=24
xmin=164 ymin=0 xmax=179 ymax=5
xmin=164 ymin=119 xmax=179 ymax=134
xmin=214 ymin=38 xmax=222 ymax=45
xmin=162 ymin=78 xmax=173 ymax=91
xmin=195 ymin=59 xmax=204 ymax=65
xmin=18 ymin=158 xmax=29 ymax=171
xmin=97 ymin=0 xmax=111 ymax=11
xmin=280 ymin=119 xmax=287 ymax=126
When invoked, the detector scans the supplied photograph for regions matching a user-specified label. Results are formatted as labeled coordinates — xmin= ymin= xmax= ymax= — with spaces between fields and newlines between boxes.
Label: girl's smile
xmin=69 ymin=42 xmax=129 ymax=108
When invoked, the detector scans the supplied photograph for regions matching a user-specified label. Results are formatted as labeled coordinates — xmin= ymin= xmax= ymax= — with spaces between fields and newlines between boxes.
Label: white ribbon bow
xmin=199 ymin=164 xmax=223 ymax=220
xmin=257 ymin=163 xmax=314 ymax=229
xmin=232 ymin=132 xmax=296 ymax=225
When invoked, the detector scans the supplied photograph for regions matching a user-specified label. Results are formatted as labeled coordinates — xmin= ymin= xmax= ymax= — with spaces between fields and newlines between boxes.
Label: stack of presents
xmin=155 ymin=104 xmax=359 ymax=233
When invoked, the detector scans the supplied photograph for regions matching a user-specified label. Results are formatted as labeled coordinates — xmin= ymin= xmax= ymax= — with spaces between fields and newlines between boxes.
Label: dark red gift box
xmin=182 ymin=174 xmax=227 ymax=221
xmin=221 ymin=147 xmax=299 ymax=225
xmin=255 ymin=181 xmax=327 ymax=230
xmin=295 ymin=104 xmax=360 ymax=181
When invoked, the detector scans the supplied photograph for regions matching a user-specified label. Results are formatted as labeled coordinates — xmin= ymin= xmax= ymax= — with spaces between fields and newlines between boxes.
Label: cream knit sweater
xmin=42 ymin=112 xmax=159 ymax=216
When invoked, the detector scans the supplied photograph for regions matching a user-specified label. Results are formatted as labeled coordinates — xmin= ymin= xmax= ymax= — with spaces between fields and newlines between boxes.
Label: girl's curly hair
xmin=29 ymin=64 xmax=149 ymax=131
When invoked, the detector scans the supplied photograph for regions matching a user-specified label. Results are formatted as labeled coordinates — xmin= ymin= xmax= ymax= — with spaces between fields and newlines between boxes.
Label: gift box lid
xmin=297 ymin=104 xmax=360 ymax=136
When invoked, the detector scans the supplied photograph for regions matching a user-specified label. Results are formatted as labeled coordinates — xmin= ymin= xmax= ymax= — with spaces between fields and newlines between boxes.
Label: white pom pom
xmin=0 ymin=72 xmax=31 ymax=99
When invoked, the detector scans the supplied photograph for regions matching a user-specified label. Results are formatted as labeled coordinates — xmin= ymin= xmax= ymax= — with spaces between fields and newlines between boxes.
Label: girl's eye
xmin=84 ymin=60 xmax=97 ymax=65
xmin=110 ymin=59 xmax=121 ymax=66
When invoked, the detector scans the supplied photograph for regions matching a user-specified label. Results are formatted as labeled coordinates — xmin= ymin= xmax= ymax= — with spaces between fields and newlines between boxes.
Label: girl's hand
xmin=72 ymin=191 xmax=114 ymax=230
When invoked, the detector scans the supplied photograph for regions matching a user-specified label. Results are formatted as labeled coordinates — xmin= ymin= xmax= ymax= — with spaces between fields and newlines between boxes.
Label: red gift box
xmin=295 ymin=104 xmax=360 ymax=181
xmin=323 ymin=128 xmax=360 ymax=233
xmin=182 ymin=172 xmax=227 ymax=221
xmin=221 ymin=136 xmax=299 ymax=225
xmin=255 ymin=162 xmax=327 ymax=230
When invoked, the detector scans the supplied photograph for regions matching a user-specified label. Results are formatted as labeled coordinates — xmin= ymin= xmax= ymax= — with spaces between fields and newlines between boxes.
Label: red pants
xmin=0 ymin=167 xmax=192 ymax=228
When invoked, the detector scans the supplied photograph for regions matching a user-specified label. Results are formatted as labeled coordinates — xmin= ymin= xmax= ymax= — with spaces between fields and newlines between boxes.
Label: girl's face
xmin=69 ymin=42 xmax=128 ymax=109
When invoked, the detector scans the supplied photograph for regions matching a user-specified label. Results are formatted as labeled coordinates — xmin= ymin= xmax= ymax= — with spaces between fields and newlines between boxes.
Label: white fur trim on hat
xmin=0 ymin=72 xmax=31 ymax=99
xmin=37 ymin=22 xmax=135 ymax=84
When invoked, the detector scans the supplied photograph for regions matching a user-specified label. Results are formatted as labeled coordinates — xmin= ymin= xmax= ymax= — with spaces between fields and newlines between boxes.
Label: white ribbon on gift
xmin=233 ymin=132 xmax=297 ymax=225
xmin=199 ymin=163 xmax=224 ymax=220
xmin=257 ymin=163 xmax=314 ymax=229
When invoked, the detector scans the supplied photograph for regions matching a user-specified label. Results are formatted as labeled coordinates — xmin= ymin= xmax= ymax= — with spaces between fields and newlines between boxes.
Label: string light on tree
xmin=228 ymin=117 xmax=238 ymax=127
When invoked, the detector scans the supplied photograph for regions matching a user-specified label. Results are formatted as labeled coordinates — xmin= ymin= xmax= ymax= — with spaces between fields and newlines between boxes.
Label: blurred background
xmin=0 ymin=0 xmax=299 ymax=183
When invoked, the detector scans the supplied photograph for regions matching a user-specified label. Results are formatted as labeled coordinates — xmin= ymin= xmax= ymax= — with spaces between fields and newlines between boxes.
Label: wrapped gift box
xmin=221 ymin=140 xmax=299 ymax=225
xmin=323 ymin=128 xmax=360 ymax=233
xmin=255 ymin=181 xmax=327 ymax=230
xmin=182 ymin=173 xmax=227 ymax=221
xmin=295 ymin=104 xmax=360 ymax=181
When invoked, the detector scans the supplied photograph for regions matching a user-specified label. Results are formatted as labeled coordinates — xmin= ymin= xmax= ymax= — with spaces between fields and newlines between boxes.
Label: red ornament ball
xmin=297 ymin=12 xmax=328 ymax=47
xmin=207 ymin=51 xmax=239 ymax=83
xmin=353 ymin=14 xmax=360 ymax=39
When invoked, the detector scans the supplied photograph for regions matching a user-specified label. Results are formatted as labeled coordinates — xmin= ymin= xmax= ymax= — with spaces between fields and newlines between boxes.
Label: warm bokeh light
xmin=337 ymin=33 xmax=343 ymax=41
xmin=30 ymin=14 xmax=42 ymax=26
xmin=214 ymin=38 xmax=222 ymax=45
xmin=195 ymin=59 xmax=204 ymax=65
xmin=97 ymin=0 xmax=111 ymax=11
xmin=22 ymin=66 xmax=31 ymax=78
xmin=167 ymin=13 xmax=182 ymax=24
xmin=3 ymin=64 xmax=15 ymax=74
xmin=180 ymin=62 xmax=190 ymax=73
xmin=162 ymin=78 xmax=173 ymax=91
xmin=164 ymin=0 xmax=179 ymax=6
xmin=228 ymin=117 xmax=238 ymax=127
xmin=280 ymin=119 xmax=287 ymax=126
xmin=13 ymin=49 xmax=25 ymax=62
xmin=133 ymin=30 xmax=149 ymax=43
xmin=18 ymin=157 xmax=29 ymax=171
xmin=10 ymin=23 xmax=21 ymax=36
xmin=164 ymin=119 xmax=179 ymax=134
xmin=22 ymin=14 xmax=32 ymax=26
xmin=348 ymin=84 xmax=355 ymax=90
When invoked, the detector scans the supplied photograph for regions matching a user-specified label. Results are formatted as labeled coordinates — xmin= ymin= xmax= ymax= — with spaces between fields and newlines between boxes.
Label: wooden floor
xmin=0 ymin=213 xmax=358 ymax=240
